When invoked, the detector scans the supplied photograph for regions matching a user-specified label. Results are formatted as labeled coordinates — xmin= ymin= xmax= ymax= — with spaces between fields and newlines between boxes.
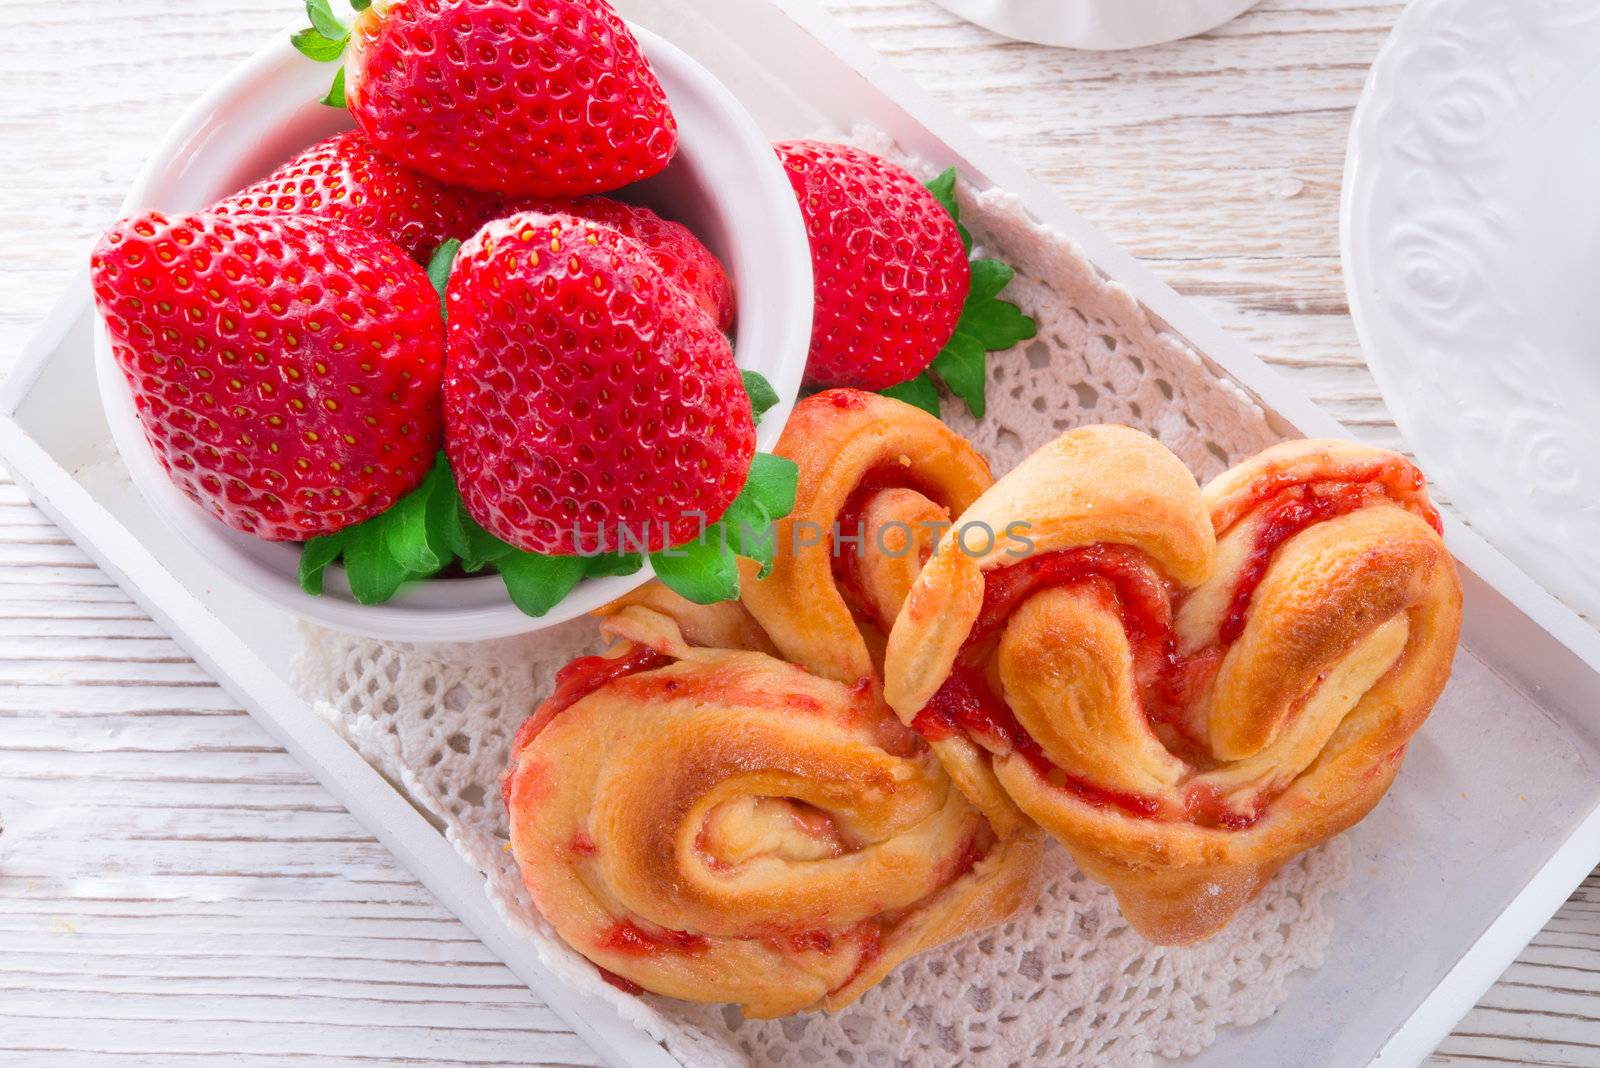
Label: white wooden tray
xmin=4 ymin=2 xmax=1599 ymax=1065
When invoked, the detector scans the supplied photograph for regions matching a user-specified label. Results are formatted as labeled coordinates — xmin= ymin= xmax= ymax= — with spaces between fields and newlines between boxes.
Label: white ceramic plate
xmin=928 ymin=0 xmax=1259 ymax=50
xmin=1343 ymin=0 xmax=1600 ymax=620
xmin=93 ymin=24 xmax=813 ymax=643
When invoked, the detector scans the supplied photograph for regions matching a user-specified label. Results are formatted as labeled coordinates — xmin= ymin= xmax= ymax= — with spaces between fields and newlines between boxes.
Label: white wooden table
xmin=2 ymin=0 xmax=1596 ymax=1065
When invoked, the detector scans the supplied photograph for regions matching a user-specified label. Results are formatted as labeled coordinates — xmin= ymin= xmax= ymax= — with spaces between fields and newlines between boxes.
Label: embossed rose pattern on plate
xmin=1344 ymin=0 xmax=1600 ymax=619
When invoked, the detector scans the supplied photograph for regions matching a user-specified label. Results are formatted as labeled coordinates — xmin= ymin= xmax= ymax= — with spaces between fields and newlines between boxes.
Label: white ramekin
xmin=93 ymin=24 xmax=813 ymax=643
xmin=931 ymin=0 xmax=1261 ymax=50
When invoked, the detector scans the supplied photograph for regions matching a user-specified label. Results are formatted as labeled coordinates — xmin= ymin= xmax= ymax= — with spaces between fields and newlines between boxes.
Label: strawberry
xmin=214 ymin=129 xmax=501 ymax=263
xmin=443 ymin=211 xmax=753 ymax=556
xmin=90 ymin=209 xmax=446 ymax=542
xmin=774 ymin=140 xmax=971 ymax=391
xmin=506 ymin=195 xmax=734 ymax=331
xmin=293 ymin=0 xmax=677 ymax=198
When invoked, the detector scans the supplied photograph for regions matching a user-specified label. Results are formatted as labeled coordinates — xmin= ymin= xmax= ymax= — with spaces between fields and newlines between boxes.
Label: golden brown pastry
xmin=740 ymin=388 xmax=994 ymax=686
xmin=506 ymin=393 xmax=1038 ymax=1016
xmin=884 ymin=426 xmax=1462 ymax=944
xmin=505 ymin=606 xmax=1039 ymax=1017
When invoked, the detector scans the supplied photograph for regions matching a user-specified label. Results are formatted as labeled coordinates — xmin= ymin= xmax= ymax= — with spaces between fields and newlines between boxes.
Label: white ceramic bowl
xmin=930 ymin=0 xmax=1260 ymax=50
xmin=93 ymin=24 xmax=812 ymax=643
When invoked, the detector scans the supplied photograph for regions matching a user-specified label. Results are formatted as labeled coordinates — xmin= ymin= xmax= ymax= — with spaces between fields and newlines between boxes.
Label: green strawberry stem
xmin=882 ymin=167 xmax=1038 ymax=420
xmin=297 ymin=370 xmax=797 ymax=616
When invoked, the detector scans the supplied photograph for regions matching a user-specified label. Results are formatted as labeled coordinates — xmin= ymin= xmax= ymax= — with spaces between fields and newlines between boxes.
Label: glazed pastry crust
xmin=507 ymin=395 xmax=1037 ymax=1016
xmin=740 ymin=389 xmax=994 ymax=685
xmin=506 ymin=611 xmax=1041 ymax=1018
xmin=885 ymin=424 xmax=1215 ymax=720
xmin=884 ymin=427 xmax=1462 ymax=945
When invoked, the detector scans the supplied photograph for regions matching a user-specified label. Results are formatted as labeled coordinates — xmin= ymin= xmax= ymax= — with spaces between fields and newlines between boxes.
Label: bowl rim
xmin=92 ymin=21 xmax=812 ymax=642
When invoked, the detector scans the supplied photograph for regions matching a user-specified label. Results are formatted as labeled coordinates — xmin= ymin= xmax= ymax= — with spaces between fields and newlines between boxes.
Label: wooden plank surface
xmin=1 ymin=0 xmax=1595 ymax=1065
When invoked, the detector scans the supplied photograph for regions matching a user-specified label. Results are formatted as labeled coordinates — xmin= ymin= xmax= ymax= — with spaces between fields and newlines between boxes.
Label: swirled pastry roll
xmin=505 ymin=608 xmax=1040 ymax=1017
xmin=508 ymin=396 xmax=1039 ymax=1014
xmin=884 ymin=426 xmax=1462 ymax=944
xmin=740 ymin=389 xmax=994 ymax=686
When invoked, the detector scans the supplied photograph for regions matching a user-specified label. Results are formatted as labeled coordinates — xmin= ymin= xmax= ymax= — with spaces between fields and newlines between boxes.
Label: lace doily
xmin=293 ymin=131 xmax=1348 ymax=1067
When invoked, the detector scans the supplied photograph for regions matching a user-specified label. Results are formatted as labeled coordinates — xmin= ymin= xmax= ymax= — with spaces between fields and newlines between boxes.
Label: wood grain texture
xmin=0 ymin=0 xmax=1594 ymax=1065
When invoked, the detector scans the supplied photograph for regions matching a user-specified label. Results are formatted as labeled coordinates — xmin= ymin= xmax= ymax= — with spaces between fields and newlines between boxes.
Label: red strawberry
xmin=91 ymin=210 xmax=446 ymax=541
xmin=214 ymin=129 xmax=501 ymax=263
xmin=444 ymin=211 xmax=753 ymax=556
xmin=343 ymin=0 xmax=677 ymax=197
xmin=774 ymin=140 xmax=970 ymax=391
xmin=507 ymin=195 xmax=734 ymax=331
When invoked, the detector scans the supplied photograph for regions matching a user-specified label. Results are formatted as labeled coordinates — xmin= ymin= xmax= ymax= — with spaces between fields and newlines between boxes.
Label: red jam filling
xmin=1221 ymin=459 xmax=1442 ymax=543
xmin=1183 ymin=782 xmax=1268 ymax=832
xmin=787 ymin=929 xmax=835 ymax=954
xmin=831 ymin=465 xmax=946 ymax=628
xmin=596 ymin=965 xmax=644 ymax=995
xmin=1219 ymin=480 xmax=1380 ymax=644
xmin=567 ymin=832 xmax=598 ymax=857
xmin=972 ymin=543 xmax=1172 ymax=656
xmin=909 ymin=463 xmax=1436 ymax=829
xmin=914 ymin=667 xmax=1163 ymax=819
xmin=599 ymin=918 xmax=710 ymax=957
xmin=826 ymin=388 xmax=868 ymax=410
xmin=963 ymin=543 xmax=1206 ymax=740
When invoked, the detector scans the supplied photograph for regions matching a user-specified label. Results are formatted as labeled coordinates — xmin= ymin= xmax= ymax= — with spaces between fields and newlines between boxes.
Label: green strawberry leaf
xmin=742 ymin=370 xmax=779 ymax=426
xmin=383 ymin=494 xmax=439 ymax=576
xmin=739 ymin=453 xmax=799 ymax=519
xmin=426 ymin=239 xmax=461 ymax=318
xmin=931 ymin=334 xmax=988 ymax=420
xmin=925 ymin=167 xmax=972 ymax=254
xmin=424 ymin=469 xmax=469 ymax=564
xmin=350 ymin=0 xmax=371 ymax=10
xmin=294 ymin=0 xmax=351 ymax=106
xmin=305 ymin=0 xmax=349 ymax=40
xmin=929 ymin=258 xmax=1038 ymax=420
xmin=384 ymin=462 xmax=451 ymax=574
xmin=648 ymin=450 xmax=799 ymax=603
xmin=644 ymin=375 xmax=798 ymax=600
xmin=968 ymin=258 xmax=1014 ymax=303
xmin=298 ymin=535 xmax=345 ymax=597
xmin=456 ymin=504 xmax=516 ymax=574
xmin=960 ymin=269 xmax=1035 ymax=345
xmin=297 ymin=464 xmax=450 ymax=603
xmin=291 ymin=27 xmax=348 ymax=62
xmin=718 ymin=495 xmax=777 ymax=579
xmin=918 ymin=170 xmax=1039 ymax=421
xmin=651 ymin=531 xmax=741 ymax=606
xmin=879 ymin=372 xmax=942 ymax=417
xmin=321 ymin=66 xmax=348 ymax=109
xmin=342 ymin=520 xmax=414 ymax=605
xmin=498 ymin=553 xmax=588 ymax=618
xmin=295 ymin=452 xmax=599 ymax=615
xmin=296 ymin=455 xmax=470 ymax=603
xmin=584 ymin=553 xmax=645 ymax=579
